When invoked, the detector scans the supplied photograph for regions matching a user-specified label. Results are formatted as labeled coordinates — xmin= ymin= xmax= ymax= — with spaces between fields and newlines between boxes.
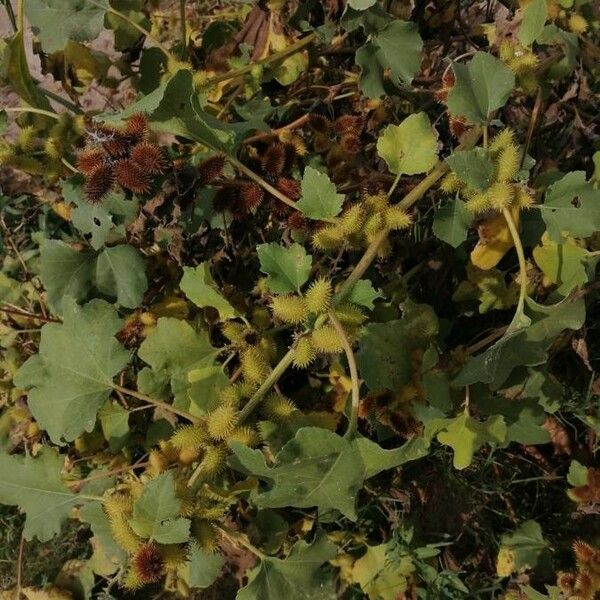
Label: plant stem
xmin=112 ymin=384 xmax=200 ymax=423
xmin=4 ymin=107 xmax=59 ymax=120
xmin=387 ymin=172 xmax=402 ymax=198
xmin=17 ymin=0 xmax=23 ymax=32
xmin=238 ymin=347 xmax=296 ymax=422
xmin=85 ymin=0 xmax=177 ymax=62
xmin=237 ymin=127 xmax=483 ymax=420
xmin=502 ymin=207 xmax=527 ymax=318
xmin=179 ymin=0 xmax=187 ymax=56
xmin=329 ymin=311 xmax=360 ymax=438
xmin=202 ymin=33 xmax=316 ymax=88
xmin=217 ymin=526 xmax=266 ymax=559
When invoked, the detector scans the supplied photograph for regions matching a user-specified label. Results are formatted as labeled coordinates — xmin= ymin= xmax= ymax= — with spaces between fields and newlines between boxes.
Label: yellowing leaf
xmin=471 ymin=206 xmax=520 ymax=270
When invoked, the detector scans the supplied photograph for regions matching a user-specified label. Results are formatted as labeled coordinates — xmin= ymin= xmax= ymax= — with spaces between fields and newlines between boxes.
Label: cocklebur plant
xmin=0 ymin=0 xmax=598 ymax=598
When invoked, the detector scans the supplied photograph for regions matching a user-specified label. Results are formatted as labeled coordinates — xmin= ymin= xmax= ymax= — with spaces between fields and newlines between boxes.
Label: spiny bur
xmin=311 ymin=324 xmax=344 ymax=353
xmin=440 ymin=172 xmax=462 ymax=194
xmin=207 ymin=404 xmax=239 ymax=441
xmin=197 ymin=445 xmax=227 ymax=479
xmin=262 ymin=142 xmax=287 ymax=177
xmin=333 ymin=303 xmax=365 ymax=327
xmin=241 ymin=347 xmax=269 ymax=383
xmin=131 ymin=543 xmax=165 ymax=584
xmin=104 ymin=493 xmax=141 ymax=553
xmin=384 ymin=206 xmax=412 ymax=230
xmin=262 ymin=393 xmax=297 ymax=421
xmin=228 ymin=425 xmax=260 ymax=447
xmin=197 ymin=154 xmax=225 ymax=184
xmin=304 ymin=278 xmax=333 ymax=314
xmin=487 ymin=181 xmax=514 ymax=210
xmin=84 ymin=164 xmax=114 ymax=203
xmin=293 ymin=336 xmax=316 ymax=368
xmin=114 ymin=158 xmax=152 ymax=195
xmin=270 ymin=294 xmax=308 ymax=324
xmin=496 ymin=144 xmax=520 ymax=182
xmin=130 ymin=142 xmax=167 ymax=175
xmin=489 ymin=129 xmax=515 ymax=155
xmin=340 ymin=204 xmax=365 ymax=235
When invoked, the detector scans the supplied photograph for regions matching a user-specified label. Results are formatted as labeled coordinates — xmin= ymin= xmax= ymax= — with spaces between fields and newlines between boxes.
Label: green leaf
xmin=80 ymin=501 xmax=127 ymax=563
xmin=25 ymin=0 xmax=106 ymax=53
xmin=98 ymin=400 xmax=130 ymax=453
xmin=296 ymin=167 xmax=344 ymax=220
xmin=180 ymin=263 xmax=238 ymax=320
xmin=183 ymin=542 xmax=225 ymax=589
xmin=39 ymin=239 xmax=95 ymax=314
xmin=519 ymin=0 xmax=548 ymax=46
xmin=230 ymin=428 xmax=426 ymax=520
xmin=432 ymin=199 xmax=473 ymax=248
xmin=14 ymin=298 xmax=129 ymax=443
xmin=445 ymin=148 xmax=495 ymax=190
xmin=376 ymin=112 xmax=438 ymax=176
xmin=0 ymin=448 xmax=89 ymax=541
xmin=498 ymin=520 xmax=548 ymax=572
xmin=348 ymin=0 xmax=377 ymax=8
xmin=447 ymin=52 xmax=515 ymax=124
xmin=357 ymin=306 xmax=438 ymax=391
xmin=435 ymin=413 xmax=507 ymax=469
xmin=532 ymin=237 xmax=592 ymax=295
xmin=348 ymin=279 xmax=382 ymax=310
xmin=138 ymin=318 xmax=220 ymax=413
xmin=567 ymin=460 xmax=588 ymax=486
xmin=106 ymin=0 xmax=149 ymax=51
xmin=1 ymin=31 xmax=53 ymax=110
xmin=351 ymin=541 xmax=414 ymax=600
xmin=455 ymin=296 xmax=586 ymax=389
xmin=237 ymin=533 xmax=337 ymax=600
xmin=355 ymin=20 xmax=423 ymax=99
xmin=129 ymin=471 xmax=190 ymax=544
xmin=256 ymin=242 xmax=312 ymax=294
xmin=95 ymin=245 xmax=148 ymax=309
xmin=538 ymin=171 xmax=600 ymax=241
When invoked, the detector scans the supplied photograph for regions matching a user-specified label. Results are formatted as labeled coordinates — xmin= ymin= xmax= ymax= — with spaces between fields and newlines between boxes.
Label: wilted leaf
xmin=496 ymin=520 xmax=548 ymax=576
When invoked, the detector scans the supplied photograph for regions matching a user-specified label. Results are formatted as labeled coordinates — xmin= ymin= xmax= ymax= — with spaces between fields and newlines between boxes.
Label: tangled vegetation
xmin=0 ymin=0 xmax=599 ymax=598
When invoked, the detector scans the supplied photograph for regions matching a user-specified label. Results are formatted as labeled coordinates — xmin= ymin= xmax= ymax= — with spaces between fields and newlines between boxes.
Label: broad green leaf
xmin=14 ymin=298 xmax=129 ymax=443
xmin=26 ymin=0 xmax=106 ymax=53
xmin=538 ymin=171 xmax=600 ymax=241
xmin=445 ymin=148 xmax=495 ymax=190
xmin=129 ymin=471 xmax=190 ymax=544
xmin=348 ymin=279 xmax=382 ymax=310
xmin=98 ymin=400 xmax=130 ymax=453
xmin=354 ymin=436 xmax=430 ymax=479
xmin=348 ymin=0 xmax=377 ymax=8
xmin=95 ymin=245 xmax=148 ymax=309
xmin=355 ymin=20 xmax=423 ymax=99
xmin=351 ymin=541 xmax=414 ymax=600
xmin=497 ymin=520 xmax=548 ymax=575
xmin=532 ymin=236 xmax=592 ymax=295
xmin=447 ymin=52 xmax=515 ymax=124
xmin=180 ymin=263 xmax=238 ymax=320
xmin=237 ymin=533 xmax=337 ymax=600
xmin=256 ymin=242 xmax=312 ymax=294
xmin=39 ymin=239 xmax=95 ymax=314
xmin=187 ymin=365 xmax=229 ymax=414
xmin=230 ymin=428 xmax=426 ymax=520
xmin=432 ymin=199 xmax=473 ymax=248
xmin=357 ymin=306 xmax=438 ymax=391
xmin=138 ymin=318 xmax=220 ymax=413
xmin=0 ymin=448 xmax=88 ymax=541
xmin=1 ymin=31 xmax=52 ymax=110
xmin=296 ymin=167 xmax=344 ymax=220
xmin=105 ymin=70 xmax=257 ymax=151
xmin=183 ymin=542 xmax=225 ymax=589
xmin=377 ymin=113 xmax=438 ymax=176
xmin=105 ymin=0 xmax=149 ymax=51
xmin=519 ymin=0 xmax=548 ymax=46
xmin=455 ymin=295 xmax=585 ymax=389
xmin=567 ymin=460 xmax=588 ymax=486
xmin=435 ymin=413 xmax=507 ymax=469
xmin=80 ymin=501 xmax=127 ymax=563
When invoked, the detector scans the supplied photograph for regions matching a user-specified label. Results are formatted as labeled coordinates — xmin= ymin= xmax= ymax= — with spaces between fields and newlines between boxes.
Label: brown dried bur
xmin=114 ymin=158 xmax=152 ymax=195
xmin=84 ymin=164 xmax=114 ymax=203
xmin=130 ymin=142 xmax=167 ymax=175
